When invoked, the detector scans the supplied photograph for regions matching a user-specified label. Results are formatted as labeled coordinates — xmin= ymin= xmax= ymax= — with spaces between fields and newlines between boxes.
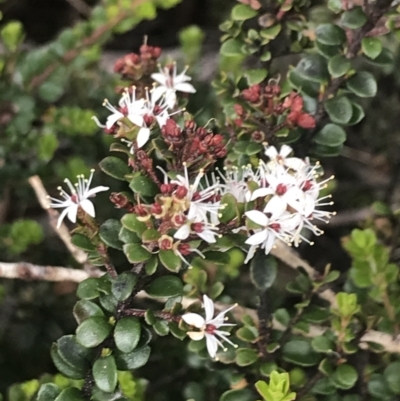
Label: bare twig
xmin=0 ymin=261 xmax=102 ymax=282
xmin=65 ymin=0 xmax=92 ymax=17
xmin=28 ymin=175 xmax=88 ymax=264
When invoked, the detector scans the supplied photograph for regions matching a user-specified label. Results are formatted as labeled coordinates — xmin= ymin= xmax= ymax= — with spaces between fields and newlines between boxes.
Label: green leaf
xmin=145 ymin=276 xmax=183 ymax=298
xmin=312 ymin=378 xmax=336 ymax=395
xmin=129 ymin=173 xmax=159 ymax=197
xmin=311 ymin=336 xmax=334 ymax=353
xmin=274 ymin=308 xmax=290 ymax=327
xmin=118 ymin=227 xmax=140 ymax=244
xmin=295 ymin=54 xmax=329 ymax=83
xmin=283 ymin=339 xmax=321 ymax=366
xmin=145 ymin=255 xmax=158 ymax=275
xmin=76 ymin=317 xmax=112 ymax=348
xmin=250 ymin=253 xmax=277 ymax=290
xmin=203 ymin=251 xmax=231 ymax=265
xmin=71 ymin=234 xmax=96 ymax=252
xmin=368 ymin=374 xmax=395 ymax=400
xmin=362 ymin=37 xmax=382 ymax=59
xmin=314 ymin=123 xmax=346 ymax=146
xmin=245 ymin=69 xmax=267 ymax=85
xmin=142 ymin=228 xmax=160 ymax=242
xmin=384 ymin=362 xmax=400 ymax=394
xmin=219 ymin=389 xmax=253 ymax=401
xmin=57 ymin=335 xmax=90 ymax=372
xmin=99 ymin=156 xmax=130 ymax=181
xmin=220 ymin=39 xmax=242 ymax=57
xmin=236 ymin=326 xmax=258 ymax=343
xmin=346 ymin=71 xmax=377 ymax=98
xmin=93 ymin=355 xmax=118 ymax=393
xmin=77 ymin=278 xmax=101 ymax=300
xmin=38 ymin=133 xmax=59 ymax=162
xmin=1 ymin=21 xmax=24 ymax=51
xmin=235 ymin=348 xmax=258 ymax=366
xmin=328 ymin=55 xmax=351 ymax=78
xmin=114 ymin=346 xmax=151 ymax=371
xmin=121 ymin=213 xmax=147 ymax=234
xmin=99 ymin=219 xmax=124 ymax=250
xmin=50 ymin=344 xmax=85 ymax=380
xmin=327 ymin=0 xmax=342 ymax=12
xmin=324 ymin=96 xmax=353 ymax=124
xmin=341 ymin=7 xmax=367 ymax=29
xmin=315 ymin=24 xmax=346 ymax=45
xmin=114 ymin=317 xmax=141 ymax=353
xmin=54 ymin=388 xmax=85 ymax=401
xmin=219 ymin=194 xmax=239 ymax=223
xmin=231 ymin=4 xmax=257 ymax=20
xmin=153 ymin=320 xmax=169 ymax=336
xmin=73 ymin=300 xmax=104 ymax=324
xmin=111 ymin=272 xmax=137 ymax=301
xmin=366 ymin=47 xmax=394 ymax=67
xmin=331 ymin=364 xmax=358 ymax=390
xmin=159 ymin=250 xmax=182 ymax=272
xmin=315 ymin=40 xmax=340 ymax=59
xmin=37 ymin=384 xmax=61 ymax=401
xmin=347 ymin=102 xmax=365 ymax=125
xmin=123 ymin=243 xmax=152 ymax=263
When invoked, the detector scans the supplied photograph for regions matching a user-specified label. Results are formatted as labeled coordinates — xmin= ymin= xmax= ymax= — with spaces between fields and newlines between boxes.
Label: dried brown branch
xmin=0 ymin=261 xmax=102 ymax=282
xmin=28 ymin=175 xmax=88 ymax=264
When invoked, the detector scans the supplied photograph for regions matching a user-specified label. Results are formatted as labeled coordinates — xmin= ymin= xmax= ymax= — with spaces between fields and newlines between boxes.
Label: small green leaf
xmin=37 ymin=384 xmax=61 ymax=401
xmin=328 ymin=55 xmax=351 ymax=78
xmin=231 ymin=4 xmax=257 ymax=20
xmin=129 ymin=173 xmax=159 ymax=197
xmin=312 ymin=378 xmax=336 ymax=395
xmin=99 ymin=156 xmax=130 ymax=181
xmin=295 ymin=54 xmax=329 ymax=83
xmin=283 ymin=339 xmax=321 ymax=366
xmin=324 ymin=96 xmax=353 ymax=124
xmin=250 ymin=253 xmax=277 ymax=290
xmin=153 ymin=320 xmax=169 ymax=336
xmin=341 ymin=7 xmax=367 ymax=29
xmin=311 ymin=336 xmax=334 ymax=353
xmin=77 ymin=278 xmax=100 ymax=300
xmin=93 ymin=355 xmax=118 ymax=393
xmin=159 ymin=250 xmax=182 ymax=272
xmin=331 ymin=364 xmax=358 ymax=390
xmin=57 ymin=335 xmax=91 ymax=372
xmin=76 ymin=317 xmax=112 ymax=348
xmin=368 ymin=374 xmax=395 ymax=400
xmin=236 ymin=327 xmax=258 ymax=343
xmin=328 ymin=0 xmax=342 ymax=13
xmin=54 ymin=388 xmax=85 ymax=401
xmin=123 ymin=243 xmax=152 ymax=263
xmin=114 ymin=346 xmax=151 ymax=371
xmin=236 ymin=348 xmax=258 ymax=366
xmin=51 ymin=344 xmax=85 ymax=380
xmin=314 ymin=123 xmax=346 ymax=147
xmin=99 ymin=219 xmax=124 ymax=250
xmin=245 ymin=69 xmax=267 ymax=85
xmin=315 ymin=24 xmax=346 ymax=45
xmin=111 ymin=272 xmax=137 ymax=301
xmin=121 ymin=213 xmax=147 ymax=234
xmin=220 ymin=389 xmax=253 ymax=401
xmin=71 ymin=234 xmax=96 ymax=252
xmin=362 ymin=37 xmax=382 ymax=59
xmin=347 ymin=102 xmax=365 ymax=125
xmin=384 ymin=362 xmax=400 ymax=394
xmin=114 ymin=317 xmax=141 ymax=353
xmin=346 ymin=71 xmax=377 ymax=98
xmin=73 ymin=300 xmax=104 ymax=324
xmin=145 ymin=276 xmax=183 ymax=298
xmin=145 ymin=255 xmax=158 ymax=275
xmin=220 ymin=39 xmax=242 ymax=57
xmin=219 ymin=194 xmax=239 ymax=223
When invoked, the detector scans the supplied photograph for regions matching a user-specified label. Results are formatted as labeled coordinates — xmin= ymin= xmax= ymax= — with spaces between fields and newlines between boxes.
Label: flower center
xmin=205 ymin=324 xmax=217 ymax=334
xmin=276 ymin=183 xmax=287 ymax=195
xmin=302 ymin=180 xmax=313 ymax=191
xmin=175 ymin=186 xmax=188 ymax=199
xmin=70 ymin=194 xmax=79 ymax=203
xmin=269 ymin=223 xmax=281 ymax=232
xmin=192 ymin=222 xmax=204 ymax=233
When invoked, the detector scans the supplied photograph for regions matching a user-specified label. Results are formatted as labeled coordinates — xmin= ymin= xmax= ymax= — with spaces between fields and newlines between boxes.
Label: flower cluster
xmin=182 ymin=295 xmax=237 ymax=359
xmin=243 ymin=145 xmax=335 ymax=263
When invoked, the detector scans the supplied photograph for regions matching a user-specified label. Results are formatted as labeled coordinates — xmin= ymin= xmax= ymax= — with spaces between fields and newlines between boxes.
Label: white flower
xmin=151 ymin=63 xmax=196 ymax=109
xmin=174 ymin=220 xmax=219 ymax=243
xmin=265 ymin=144 xmax=307 ymax=171
xmin=217 ymin=166 xmax=249 ymax=203
xmin=48 ymin=170 xmax=109 ymax=228
xmin=182 ymin=295 xmax=237 ymax=359
xmin=245 ymin=197 xmax=300 ymax=261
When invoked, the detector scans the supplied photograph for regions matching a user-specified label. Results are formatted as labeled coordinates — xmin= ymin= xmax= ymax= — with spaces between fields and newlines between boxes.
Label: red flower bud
xmin=297 ymin=113 xmax=316 ymax=129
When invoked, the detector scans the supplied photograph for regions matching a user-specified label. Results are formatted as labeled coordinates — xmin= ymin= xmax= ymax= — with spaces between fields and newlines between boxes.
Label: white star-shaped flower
xmin=182 ymin=295 xmax=237 ymax=359
xmin=48 ymin=170 xmax=109 ymax=228
xmin=151 ymin=63 xmax=196 ymax=109
xmin=265 ymin=144 xmax=307 ymax=171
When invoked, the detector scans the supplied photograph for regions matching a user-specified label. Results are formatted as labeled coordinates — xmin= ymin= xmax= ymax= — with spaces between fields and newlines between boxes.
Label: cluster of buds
xmin=113 ymin=44 xmax=162 ymax=81
xmin=161 ymin=119 xmax=227 ymax=168
xmin=243 ymin=145 xmax=335 ymax=263
xmin=235 ymin=82 xmax=316 ymax=130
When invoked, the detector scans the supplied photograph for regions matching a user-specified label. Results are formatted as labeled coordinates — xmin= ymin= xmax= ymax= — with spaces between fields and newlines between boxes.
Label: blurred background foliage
xmin=0 ymin=0 xmax=400 ymax=400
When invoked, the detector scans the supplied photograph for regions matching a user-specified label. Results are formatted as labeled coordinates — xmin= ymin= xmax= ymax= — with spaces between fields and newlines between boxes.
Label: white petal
xmin=174 ymin=224 xmax=190 ymax=240
xmin=182 ymin=313 xmax=205 ymax=329
xmin=151 ymin=73 xmax=167 ymax=86
xmin=203 ymin=295 xmax=214 ymax=322
xmin=284 ymin=157 xmax=306 ymax=171
xmin=85 ymin=186 xmax=109 ymax=197
xmin=80 ymin=199 xmax=95 ymax=217
xmin=245 ymin=229 xmax=268 ymax=245
xmin=106 ymin=112 xmax=123 ymax=130
xmin=264 ymin=196 xmax=287 ymax=220
xmin=174 ymin=82 xmax=196 ymax=93
xmin=205 ymin=334 xmax=218 ymax=359
xmin=67 ymin=204 xmax=79 ymax=223
xmin=197 ymin=230 xmax=217 ymax=243
xmin=137 ymin=127 xmax=150 ymax=148
xmin=263 ymin=230 xmax=276 ymax=254
xmin=187 ymin=331 xmax=205 ymax=341
xmin=128 ymin=114 xmax=144 ymax=127
xmin=280 ymin=144 xmax=293 ymax=158
xmin=245 ymin=210 xmax=269 ymax=227
xmin=151 ymin=86 xmax=167 ymax=103
xmin=244 ymin=245 xmax=257 ymax=264
xmin=56 ymin=207 xmax=70 ymax=229
xmin=250 ymin=187 xmax=272 ymax=201
xmin=165 ymin=90 xmax=177 ymax=109
xmin=265 ymin=146 xmax=278 ymax=159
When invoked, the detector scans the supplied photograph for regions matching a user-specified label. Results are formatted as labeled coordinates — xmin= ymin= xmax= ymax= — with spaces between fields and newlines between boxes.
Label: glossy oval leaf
xmin=114 ymin=317 xmax=141 ymax=353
